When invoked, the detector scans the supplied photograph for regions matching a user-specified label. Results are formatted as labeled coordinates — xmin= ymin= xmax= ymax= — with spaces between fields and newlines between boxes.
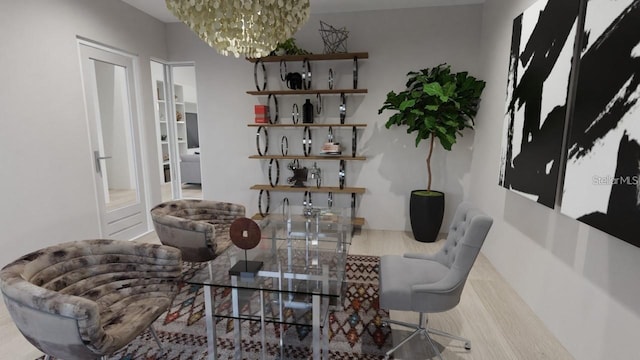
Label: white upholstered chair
xmin=379 ymin=202 xmax=493 ymax=359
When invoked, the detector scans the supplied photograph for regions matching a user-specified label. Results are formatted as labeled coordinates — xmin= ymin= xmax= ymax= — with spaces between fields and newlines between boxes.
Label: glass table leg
xmin=203 ymin=285 xmax=217 ymax=360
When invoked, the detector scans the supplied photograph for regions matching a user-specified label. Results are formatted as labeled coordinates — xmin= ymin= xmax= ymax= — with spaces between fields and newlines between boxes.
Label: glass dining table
xmin=187 ymin=205 xmax=353 ymax=360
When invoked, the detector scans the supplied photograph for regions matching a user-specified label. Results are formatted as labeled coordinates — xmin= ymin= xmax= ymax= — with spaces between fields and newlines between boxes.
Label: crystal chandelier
xmin=166 ymin=0 xmax=310 ymax=58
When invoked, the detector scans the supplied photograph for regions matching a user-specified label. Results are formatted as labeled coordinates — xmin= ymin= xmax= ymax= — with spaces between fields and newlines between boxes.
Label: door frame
xmin=151 ymin=59 xmax=198 ymax=200
xmin=78 ymin=39 xmax=149 ymax=239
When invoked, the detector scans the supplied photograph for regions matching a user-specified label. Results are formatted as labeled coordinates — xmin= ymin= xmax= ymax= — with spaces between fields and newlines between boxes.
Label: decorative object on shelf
xmin=328 ymin=192 xmax=333 ymax=208
xmin=254 ymin=104 xmax=269 ymax=124
xmin=302 ymin=126 xmax=312 ymax=156
xmin=270 ymin=37 xmax=311 ymax=56
xmin=281 ymin=136 xmax=289 ymax=156
xmin=303 ymin=99 xmax=314 ymax=123
xmin=353 ymin=57 xmax=358 ymax=89
xmin=267 ymin=94 xmax=278 ymax=123
xmin=321 ymin=143 xmax=341 ymax=155
xmin=339 ymin=160 xmax=346 ymax=189
xmin=255 ymin=126 xmax=268 ymax=156
xmin=285 ymin=72 xmax=303 ymax=89
xmin=319 ymin=21 xmax=349 ymax=54
xmin=378 ymin=63 xmax=486 ymax=242
xmin=291 ymin=104 xmax=300 ymax=124
xmin=287 ymin=160 xmax=308 ymax=187
xmin=254 ymin=59 xmax=266 ymax=91
xmin=351 ymin=193 xmax=357 ymax=219
xmin=339 ymin=93 xmax=347 ymax=124
xmin=228 ymin=217 xmax=263 ymax=276
xmin=302 ymin=58 xmax=312 ymax=90
xmin=258 ymin=189 xmax=270 ymax=216
xmin=161 ymin=135 xmax=167 ymax=141
xmin=268 ymin=159 xmax=280 ymax=187
xmin=321 ymin=127 xmax=341 ymax=155
xmin=166 ymin=1 xmax=310 ymax=58
xmin=279 ymin=60 xmax=287 ymax=81
xmin=316 ymin=93 xmax=322 ymax=114
xmin=303 ymin=191 xmax=313 ymax=212
xmin=310 ymin=162 xmax=322 ymax=188
xmin=176 ymin=111 xmax=183 ymax=121
xmin=328 ymin=68 xmax=334 ymax=89
xmin=352 ymin=126 xmax=357 ymax=157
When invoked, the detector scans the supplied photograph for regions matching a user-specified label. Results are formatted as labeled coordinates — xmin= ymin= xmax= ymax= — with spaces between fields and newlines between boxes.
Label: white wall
xmin=166 ymin=5 xmax=483 ymax=230
xmin=469 ymin=0 xmax=640 ymax=359
xmin=0 ymin=0 xmax=167 ymax=266
xmin=173 ymin=66 xmax=198 ymax=104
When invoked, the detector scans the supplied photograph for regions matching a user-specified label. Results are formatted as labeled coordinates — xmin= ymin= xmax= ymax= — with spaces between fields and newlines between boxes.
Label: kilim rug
xmin=38 ymin=254 xmax=392 ymax=359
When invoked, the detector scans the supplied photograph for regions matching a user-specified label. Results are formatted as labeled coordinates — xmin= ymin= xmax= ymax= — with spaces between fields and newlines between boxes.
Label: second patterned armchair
xmin=150 ymin=199 xmax=246 ymax=262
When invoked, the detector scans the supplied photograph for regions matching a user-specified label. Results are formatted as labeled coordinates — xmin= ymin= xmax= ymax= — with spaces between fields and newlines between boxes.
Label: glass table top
xmin=187 ymin=206 xmax=352 ymax=299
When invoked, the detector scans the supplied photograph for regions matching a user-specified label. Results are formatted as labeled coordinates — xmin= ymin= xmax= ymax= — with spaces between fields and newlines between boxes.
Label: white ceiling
xmin=121 ymin=0 xmax=485 ymax=23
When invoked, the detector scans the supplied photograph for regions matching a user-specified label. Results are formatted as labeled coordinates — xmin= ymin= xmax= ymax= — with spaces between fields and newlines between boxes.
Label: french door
xmin=79 ymin=41 xmax=148 ymax=239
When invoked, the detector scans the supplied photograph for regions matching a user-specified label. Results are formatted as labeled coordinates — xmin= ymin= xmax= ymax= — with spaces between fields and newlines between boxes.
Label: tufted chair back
xmin=434 ymin=202 xmax=492 ymax=269
xmin=401 ymin=202 xmax=493 ymax=312
xmin=0 ymin=239 xmax=181 ymax=360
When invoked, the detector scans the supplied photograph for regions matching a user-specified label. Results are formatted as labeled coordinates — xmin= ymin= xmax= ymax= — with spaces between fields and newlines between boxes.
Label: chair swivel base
xmin=383 ymin=313 xmax=471 ymax=360
xmin=43 ymin=326 xmax=164 ymax=360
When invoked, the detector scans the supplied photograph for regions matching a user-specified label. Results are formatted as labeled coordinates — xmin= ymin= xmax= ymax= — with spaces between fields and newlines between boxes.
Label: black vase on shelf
xmin=303 ymin=99 xmax=314 ymax=123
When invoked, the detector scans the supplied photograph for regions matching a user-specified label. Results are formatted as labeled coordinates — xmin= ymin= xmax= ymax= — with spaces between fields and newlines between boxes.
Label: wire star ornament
xmin=319 ymin=21 xmax=349 ymax=54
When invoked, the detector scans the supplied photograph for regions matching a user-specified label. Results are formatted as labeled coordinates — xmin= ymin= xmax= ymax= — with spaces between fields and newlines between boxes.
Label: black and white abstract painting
xmin=561 ymin=0 xmax=640 ymax=247
xmin=498 ymin=0 xmax=580 ymax=208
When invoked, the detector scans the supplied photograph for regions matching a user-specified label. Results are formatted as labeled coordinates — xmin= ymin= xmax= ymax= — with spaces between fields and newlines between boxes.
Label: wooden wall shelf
xmin=248 ymin=123 xmax=367 ymax=128
xmin=251 ymin=184 xmax=365 ymax=194
xmin=247 ymin=52 xmax=369 ymax=63
xmin=247 ymin=89 xmax=367 ymax=95
xmin=249 ymin=155 xmax=366 ymax=161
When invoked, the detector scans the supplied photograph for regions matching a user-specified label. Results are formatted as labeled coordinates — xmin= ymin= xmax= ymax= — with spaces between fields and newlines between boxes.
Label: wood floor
xmin=0 ymin=229 xmax=573 ymax=360
xmin=161 ymin=182 xmax=203 ymax=201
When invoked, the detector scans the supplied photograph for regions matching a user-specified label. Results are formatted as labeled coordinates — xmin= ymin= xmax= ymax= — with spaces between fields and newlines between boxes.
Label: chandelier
xmin=166 ymin=0 xmax=310 ymax=58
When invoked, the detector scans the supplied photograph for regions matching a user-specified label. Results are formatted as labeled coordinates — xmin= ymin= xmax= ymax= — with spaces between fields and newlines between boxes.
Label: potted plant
xmin=378 ymin=64 xmax=486 ymax=242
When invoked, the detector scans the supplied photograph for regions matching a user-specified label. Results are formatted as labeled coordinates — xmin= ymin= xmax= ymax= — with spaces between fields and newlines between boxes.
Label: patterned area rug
xmin=43 ymin=254 xmax=391 ymax=359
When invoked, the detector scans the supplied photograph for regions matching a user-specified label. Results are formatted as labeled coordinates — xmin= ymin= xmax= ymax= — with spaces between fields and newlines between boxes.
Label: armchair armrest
xmin=403 ymin=252 xmax=438 ymax=261
xmin=151 ymin=213 xmax=216 ymax=237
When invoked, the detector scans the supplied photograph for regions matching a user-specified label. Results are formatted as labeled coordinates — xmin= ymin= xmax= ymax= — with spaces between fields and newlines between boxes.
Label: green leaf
xmin=442 ymin=82 xmax=457 ymax=97
xmin=399 ymin=99 xmax=416 ymax=111
xmin=423 ymin=82 xmax=444 ymax=97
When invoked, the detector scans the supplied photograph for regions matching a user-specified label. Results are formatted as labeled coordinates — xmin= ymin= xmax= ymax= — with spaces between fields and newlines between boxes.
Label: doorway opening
xmin=150 ymin=61 xmax=202 ymax=200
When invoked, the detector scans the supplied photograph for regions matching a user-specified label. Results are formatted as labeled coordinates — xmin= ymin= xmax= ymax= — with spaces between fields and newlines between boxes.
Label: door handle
xmin=94 ymin=150 xmax=112 ymax=175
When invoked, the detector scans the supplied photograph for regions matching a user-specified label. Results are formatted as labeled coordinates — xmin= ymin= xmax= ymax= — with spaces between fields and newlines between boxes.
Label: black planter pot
xmin=409 ymin=190 xmax=445 ymax=243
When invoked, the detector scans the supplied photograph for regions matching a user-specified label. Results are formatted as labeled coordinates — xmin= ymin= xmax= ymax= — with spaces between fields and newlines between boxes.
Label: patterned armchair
xmin=0 ymin=239 xmax=182 ymax=360
xmin=150 ymin=199 xmax=246 ymax=262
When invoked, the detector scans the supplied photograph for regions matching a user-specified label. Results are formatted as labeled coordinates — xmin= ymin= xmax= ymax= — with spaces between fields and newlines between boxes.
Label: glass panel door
xmin=80 ymin=42 xmax=147 ymax=239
